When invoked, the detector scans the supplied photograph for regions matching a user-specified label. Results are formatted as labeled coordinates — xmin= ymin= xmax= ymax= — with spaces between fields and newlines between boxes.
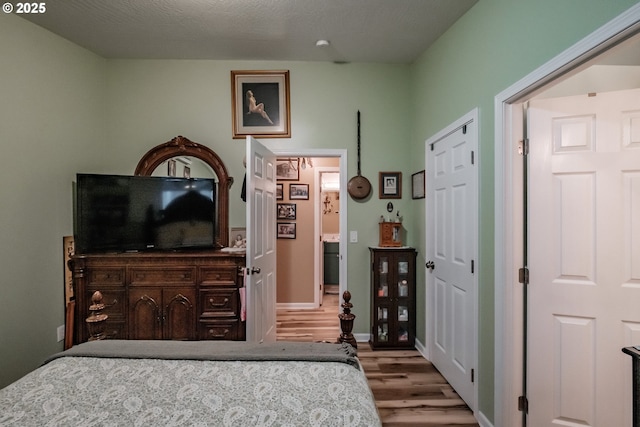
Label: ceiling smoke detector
xmin=315 ymin=39 xmax=330 ymax=48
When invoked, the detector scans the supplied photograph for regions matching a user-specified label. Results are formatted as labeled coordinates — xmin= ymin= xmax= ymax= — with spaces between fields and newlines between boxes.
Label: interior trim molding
xmin=493 ymin=3 xmax=640 ymax=425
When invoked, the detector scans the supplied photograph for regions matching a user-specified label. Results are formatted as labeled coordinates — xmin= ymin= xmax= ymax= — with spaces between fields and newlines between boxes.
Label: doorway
xmin=495 ymin=7 xmax=640 ymax=425
xmin=319 ymin=168 xmax=341 ymax=304
xmin=270 ymin=149 xmax=348 ymax=331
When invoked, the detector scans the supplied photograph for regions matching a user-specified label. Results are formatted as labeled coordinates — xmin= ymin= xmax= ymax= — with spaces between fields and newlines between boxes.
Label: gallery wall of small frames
xmin=275 ymin=158 xmax=311 ymax=239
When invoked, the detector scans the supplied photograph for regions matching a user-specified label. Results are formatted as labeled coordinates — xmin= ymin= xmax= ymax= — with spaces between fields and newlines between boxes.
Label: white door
xmin=245 ymin=136 xmax=277 ymax=343
xmin=426 ymin=111 xmax=478 ymax=409
xmin=527 ymin=89 xmax=640 ymax=426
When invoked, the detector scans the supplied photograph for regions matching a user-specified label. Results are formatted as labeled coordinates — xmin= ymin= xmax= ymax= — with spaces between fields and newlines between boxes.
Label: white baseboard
xmin=414 ymin=338 xmax=427 ymax=358
xmin=276 ymin=303 xmax=317 ymax=310
xmin=476 ymin=411 xmax=493 ymax=427
xmin=354 ymin=333 xmax=369 ymax=343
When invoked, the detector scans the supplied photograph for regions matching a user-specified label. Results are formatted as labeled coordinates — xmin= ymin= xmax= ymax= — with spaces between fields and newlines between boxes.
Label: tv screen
xmin=75 ymin=174 xmax=217 ymax=253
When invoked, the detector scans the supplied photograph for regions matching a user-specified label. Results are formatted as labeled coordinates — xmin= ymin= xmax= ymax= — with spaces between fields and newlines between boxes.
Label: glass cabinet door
xmin=370 ymin=248 xmax=416 ymax=349
xmin=377 ymin=256 xmax=389 ymax=297
xmin=376 ymin=305 xmax=389 ymax=342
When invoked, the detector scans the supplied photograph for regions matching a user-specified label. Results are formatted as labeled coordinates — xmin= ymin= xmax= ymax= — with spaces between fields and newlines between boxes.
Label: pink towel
xmin=239 ymin=286 xmax=246 ymax=322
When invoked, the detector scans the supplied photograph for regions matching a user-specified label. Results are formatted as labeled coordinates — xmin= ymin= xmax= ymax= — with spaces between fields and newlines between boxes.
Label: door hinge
xmin=471 ymin=368 xmax=475 ymax=383
xmin=518 ymin=395 xmax=529 ymax=413
xmin=471 ymin=260 xmax=475 ymax=274
xmin=471 ymin=150 xmax=475 ymax=165
xmin=518 ymin=138 xmax=529 ymax=156
xmin=462 ymin=124 xmax=467 ymax=134
xmin=518 ymin=267 xmax=529 ymax=285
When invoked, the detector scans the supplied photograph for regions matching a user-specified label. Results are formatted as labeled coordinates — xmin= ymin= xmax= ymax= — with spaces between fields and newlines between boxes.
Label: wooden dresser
xmin=70 ymin=250 xmax=246 ymax=344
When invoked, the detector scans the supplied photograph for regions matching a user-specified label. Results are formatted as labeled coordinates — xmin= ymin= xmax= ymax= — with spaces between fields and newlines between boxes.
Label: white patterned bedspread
xmin=0 ymin=356 xmax=381 ymax=426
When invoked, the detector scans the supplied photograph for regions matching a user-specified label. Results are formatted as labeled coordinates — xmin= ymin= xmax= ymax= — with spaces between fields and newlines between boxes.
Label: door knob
xmin=250 ymin=267 xmax=261 ymax=275
xmin=426 ymin=261 xmax=435 ymax=271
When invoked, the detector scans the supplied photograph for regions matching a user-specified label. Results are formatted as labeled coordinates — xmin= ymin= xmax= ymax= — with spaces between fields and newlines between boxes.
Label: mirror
xmin=134 ymin=135 xmax=233 ymax=248
xmin=150 ymin=157 xmax=216 ymax=180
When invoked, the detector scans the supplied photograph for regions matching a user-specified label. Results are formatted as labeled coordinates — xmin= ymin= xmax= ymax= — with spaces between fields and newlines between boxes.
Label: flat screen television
xmin=75 ymin=173 xmax=217 ymax=254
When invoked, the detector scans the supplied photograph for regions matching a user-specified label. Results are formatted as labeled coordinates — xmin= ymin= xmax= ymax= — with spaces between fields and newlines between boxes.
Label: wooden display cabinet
xmin=369 ymin=247 xmax=416 ymax=349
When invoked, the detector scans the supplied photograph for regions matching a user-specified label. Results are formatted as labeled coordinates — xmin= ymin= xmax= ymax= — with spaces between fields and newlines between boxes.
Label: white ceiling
xmin=19 ymin=0 xmax=478 ymax=63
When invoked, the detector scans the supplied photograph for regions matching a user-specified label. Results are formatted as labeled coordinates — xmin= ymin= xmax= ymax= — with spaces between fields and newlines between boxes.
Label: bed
xmin=0 ymin=340 xmax=381 ymax=426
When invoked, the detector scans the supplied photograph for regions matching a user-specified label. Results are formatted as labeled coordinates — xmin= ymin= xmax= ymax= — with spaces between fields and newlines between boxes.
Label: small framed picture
xmin=276 ymin=158 xmax=299 ymax=180
xmin=276 ymin=183 xmax=283 ymax=200
xmin=277 ymin=203 xmax=296 ymax=220
xmin=290 ymin=183 xmax=309 ymax=200
xmin=411 ymin=170 xmax=425 ymax=199
xmin=168 ymin=159 xmax=177 ymax=177
xmin=231 ymin=70 xmax=291 ymax=139
xmin=183 ymin=166 xmax=191 ymax=178
xmin=277 ymin=222 xmax=296 ymax=239
xmin=379 ymin=172 xmax=402 ymax=199
xmin=229 ymin=227 xmax=246 ymax=248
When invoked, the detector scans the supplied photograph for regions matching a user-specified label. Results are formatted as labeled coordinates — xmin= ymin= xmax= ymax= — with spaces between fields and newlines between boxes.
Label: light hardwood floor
xmin=276 ymin=293 xmax=479 ymax=427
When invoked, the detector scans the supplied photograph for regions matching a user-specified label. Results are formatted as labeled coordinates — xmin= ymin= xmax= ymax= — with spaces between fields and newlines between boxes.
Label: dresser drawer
xmin=200 ymin=267 xmax=239 ymax=285
xmin=199 ymin=320 xmax=243 ymax=340
xmin=199 ymin=289 xmax=238 ymax=318
xmin=129 ymin=267 xmax=196 ymax=285
xmin=88 ymin=268 xmax=125 ymax=286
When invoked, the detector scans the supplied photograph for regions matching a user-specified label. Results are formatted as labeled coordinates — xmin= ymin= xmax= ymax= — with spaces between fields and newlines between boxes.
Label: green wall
xmin=0 ymin=14 xmax=106 ymax=387
xmin=1 ymin=2 xmax=639 ymax=424
xmin=100 ymin=59 xmax=414 ymax=346
xmin=407 ymin=0 xmax=639 ymax=422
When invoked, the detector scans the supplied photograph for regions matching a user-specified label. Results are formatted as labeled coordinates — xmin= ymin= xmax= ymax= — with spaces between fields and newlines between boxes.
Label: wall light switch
xmin=349 ymin=231 xmax=358 ymax=243
xmin=57 ymin=325 xmax=65 ymax=342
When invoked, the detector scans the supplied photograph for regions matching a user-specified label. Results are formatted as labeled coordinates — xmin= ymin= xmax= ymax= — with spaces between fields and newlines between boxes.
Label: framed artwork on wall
xmin=277 ymin=222 xmax=296 ymax=239
xmin=411 ymin=170 xmax=425 ymax=199
xmin=290 ymin=183 xmax=309 ymax=200
xmin=379 ymin=172 xmax=402 ymax=199
xmin=231 ymin=70 xmax=291 ymax=139
xmin=276 ymin=183 xmax=283 ymax=200
xmin=277 ymin=203 xmax=296 ymax=220
xmin=276 ymin=158 xmax=299 ymax=180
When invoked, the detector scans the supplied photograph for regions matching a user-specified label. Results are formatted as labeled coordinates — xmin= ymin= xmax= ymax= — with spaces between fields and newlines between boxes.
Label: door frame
xmin=494 ymin=4 xmax=640 ymax=425
xmin=270 ymin=148 xmax=348 ymax=307
xmin=316 ymin=166 xmax=341 ymax=306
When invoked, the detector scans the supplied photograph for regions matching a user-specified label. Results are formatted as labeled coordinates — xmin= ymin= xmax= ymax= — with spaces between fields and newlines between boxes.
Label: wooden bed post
xmin=338 ymin=290 xmax=357 ymax=348
xmin=86 ymin=291 xmax=108 ymax=341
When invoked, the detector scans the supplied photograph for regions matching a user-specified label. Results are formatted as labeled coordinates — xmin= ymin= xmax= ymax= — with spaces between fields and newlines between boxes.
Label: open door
xmin=245 ymin=136 xmax=277 ymax=342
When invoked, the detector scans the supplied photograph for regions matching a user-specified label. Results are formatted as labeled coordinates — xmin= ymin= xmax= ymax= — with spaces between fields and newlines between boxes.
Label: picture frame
xmin=229 ymin=227 xmax=247 ymax=248
xmin=412 ymin=170 xmax=425 ymax=199
xmin=277 ymin=222 xmax=296 ymax=239
xmin=231 ymin=70 xmax=291 ymax=139
xmin=63 ymin=236 xmax=75 ymax=304
xmin=290 ymin=183 xmax=309 ymax=200
xmin=183 ymin=166 xmax=191 ymax=178
xmin=276 ymin=158 xmax=299 ymax=180
xmin=276 ymin=183 xmax=283 ymax=200
xmin=379 ymin=172 xmax=402 ymax=199
xmin=168 ymin=159 xmax=177 ymax=177
xmin=277 ymin=203 xmax=296 ymax=220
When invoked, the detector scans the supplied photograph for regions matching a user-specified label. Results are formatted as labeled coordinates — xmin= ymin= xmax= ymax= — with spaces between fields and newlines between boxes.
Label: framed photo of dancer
xmin=231 ymin=70 xmax=291 ymax=139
